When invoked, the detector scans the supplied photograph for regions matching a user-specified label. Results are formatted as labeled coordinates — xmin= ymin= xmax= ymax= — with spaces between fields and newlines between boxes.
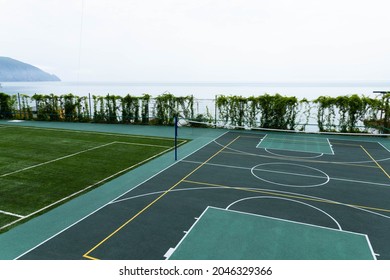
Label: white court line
xmin=0 ymin=142 xmax=116 ymax=178
xmin=226 ymin=196 xmax=342 ymax=230
xmin=256 ymin=134 xmax=268 ymax=148
xmin=378 ymin=142 xmax=390 ymax=153
xmin=0 ymin=210 xmax=25 ymax=218
xmin=166 ymin=206 xmax=210 ymax=260
xmin=212 ymin=207 xmax=375 ymax=255
xmin=327 ymin=138 xmax=335 ymax=155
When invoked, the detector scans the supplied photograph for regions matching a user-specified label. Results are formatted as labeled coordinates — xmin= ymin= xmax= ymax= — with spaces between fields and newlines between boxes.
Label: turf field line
xmin=0 ymin=142 xmax=116 ymax=178
xmin=83 ymin=135 xmax=241 ymax=260
xmin=360 ymin=145 xmax=390 ymax=179
xmin=182 ymin=160 xmax=390 ymax=188
xmin=183 ymin=180 xmax=390 ymax=216
xmin=3 ymin=124 xmax=181 ymax=142
xmin=0 ymin=209 xmax=25 ymax=218
xmin=0 ymin=147 xmax=173 ymax=232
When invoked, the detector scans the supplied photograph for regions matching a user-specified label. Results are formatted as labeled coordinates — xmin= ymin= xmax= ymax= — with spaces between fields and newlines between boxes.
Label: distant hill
xmin=0 ymin=57 xmax=60 ymax=82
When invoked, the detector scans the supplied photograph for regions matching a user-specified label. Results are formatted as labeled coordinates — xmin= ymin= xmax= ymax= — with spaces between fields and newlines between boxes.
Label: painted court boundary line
xmin=83 ymin=134 xmax=240 ymax=260
xmin=14 ymin=131 xmax=229 ymax=260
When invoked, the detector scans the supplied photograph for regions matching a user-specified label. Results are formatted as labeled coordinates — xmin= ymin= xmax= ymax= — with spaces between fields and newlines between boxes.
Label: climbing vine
xmin=0 ymin=91 xmax=388 ymax=133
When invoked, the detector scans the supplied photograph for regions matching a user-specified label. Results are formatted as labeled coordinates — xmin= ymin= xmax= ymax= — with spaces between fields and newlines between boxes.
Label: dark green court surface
xmin=169 ymin=207 xmax=375 ymax=260
xmin=257 ymin=132 xmax=334 ymax=154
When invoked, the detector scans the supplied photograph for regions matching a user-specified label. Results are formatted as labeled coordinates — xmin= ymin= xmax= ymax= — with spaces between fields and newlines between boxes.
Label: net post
xmin=174 ymin=115 xmax=178 ymax=161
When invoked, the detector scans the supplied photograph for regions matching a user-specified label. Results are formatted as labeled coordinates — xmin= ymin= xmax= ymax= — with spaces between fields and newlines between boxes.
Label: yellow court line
xmin=183 ymin=180 xmax=390 ymax=213
xmin=82 ymin=136 xmax=241 ymax=260
xmin=360 ymin=145 xmax=390 ymax=179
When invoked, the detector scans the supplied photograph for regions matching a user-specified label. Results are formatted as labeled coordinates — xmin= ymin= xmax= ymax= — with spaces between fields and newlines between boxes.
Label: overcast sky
xmin=1 ymin=0 xmax=389 ymax=82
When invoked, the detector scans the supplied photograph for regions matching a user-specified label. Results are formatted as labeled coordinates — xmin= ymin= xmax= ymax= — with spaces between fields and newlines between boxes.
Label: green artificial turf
xmin=0 ymin=125 xmax=181 ymax=231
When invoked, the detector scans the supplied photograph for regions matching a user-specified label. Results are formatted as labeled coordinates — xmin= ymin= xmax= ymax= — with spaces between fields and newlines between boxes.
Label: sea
xmin=1 ymin=81 xmax=390 ymax=100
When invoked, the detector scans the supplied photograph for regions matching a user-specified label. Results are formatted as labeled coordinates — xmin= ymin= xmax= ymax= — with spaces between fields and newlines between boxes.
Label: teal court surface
xmin=0 ymin=121 xmax=390 ymax=260
xmin=168 ymin=207 xmax=375 ymax=260
xmin=257 ymin=131 xmax=334 ymax=155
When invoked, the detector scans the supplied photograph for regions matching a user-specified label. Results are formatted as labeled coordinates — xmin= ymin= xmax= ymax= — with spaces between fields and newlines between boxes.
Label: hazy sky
xmin=1 ymin=0 xmax=389 ymax=82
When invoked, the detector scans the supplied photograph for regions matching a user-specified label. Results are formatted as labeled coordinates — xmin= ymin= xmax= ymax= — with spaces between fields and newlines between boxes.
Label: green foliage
xmin=0 ymin=91 xmax=388 ymax=133
xmin=314 ymin=94 xmax=382 ymax=132
xmin=0 ymin=92 xmax=13 ymax=119
xmin=216 ymin=94 xmax=299 ymax=129
xmin=154 ymin=93 xmax=194 ymax=125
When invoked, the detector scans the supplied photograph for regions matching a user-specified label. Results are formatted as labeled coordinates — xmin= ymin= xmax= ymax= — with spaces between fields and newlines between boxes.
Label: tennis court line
xmin=82 ymin=135 xmax=241 ymax=260
xmin=360 ymin=145 xmax=390 ymax=179
xmin=0 ymin=147 xmax=173 ymax=231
